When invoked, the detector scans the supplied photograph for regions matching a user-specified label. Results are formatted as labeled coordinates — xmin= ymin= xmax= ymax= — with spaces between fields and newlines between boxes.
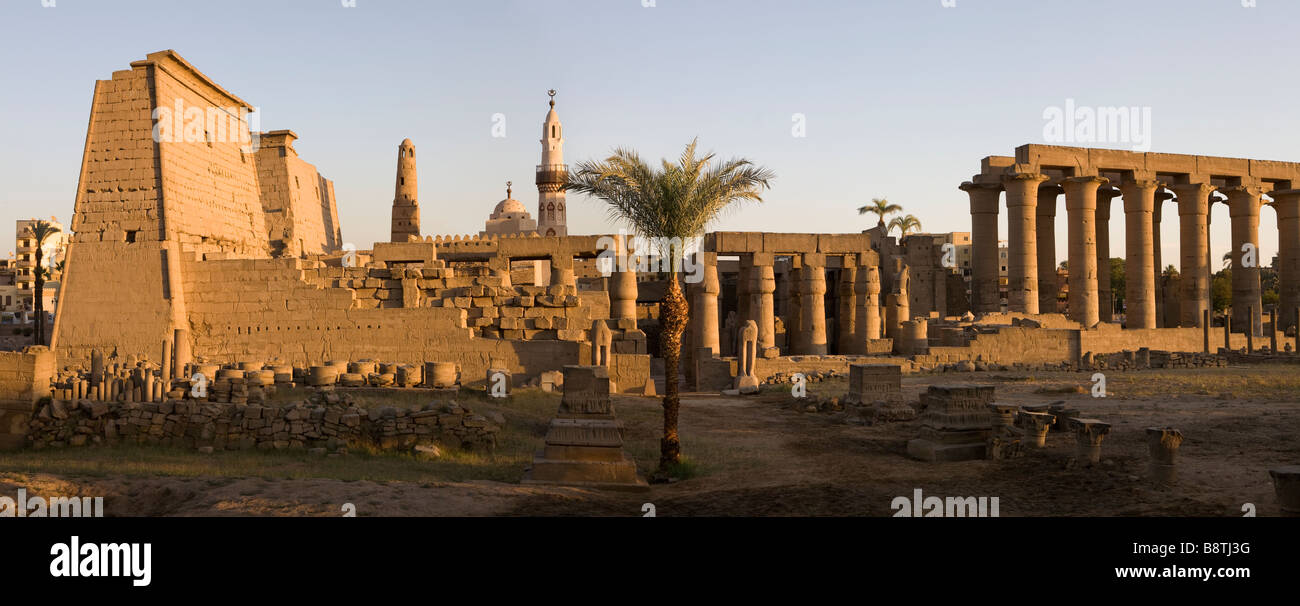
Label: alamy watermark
xmin=595 ymin=230 xmax=705 ymax=283
xmin=1043 ymin=98 xmax=1152 ymax=152
xmin=1 ymin=489 xmax=103 ymax=517
xmin=892 ymin=488 xmax=999 ymax=517
xmin=152 ymin=99 xmax=260 ymax=152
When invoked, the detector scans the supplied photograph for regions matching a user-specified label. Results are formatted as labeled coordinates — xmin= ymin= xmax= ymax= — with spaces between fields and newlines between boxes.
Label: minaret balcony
xmin=536 ymin=164 xmax=568 ymax=185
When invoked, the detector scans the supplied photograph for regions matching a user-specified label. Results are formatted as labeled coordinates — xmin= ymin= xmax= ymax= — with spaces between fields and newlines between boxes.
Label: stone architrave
xmin=524 ymin=365 xmax=648 ymax=490
xmin=734 ymin=320 xmax=759 ymax=394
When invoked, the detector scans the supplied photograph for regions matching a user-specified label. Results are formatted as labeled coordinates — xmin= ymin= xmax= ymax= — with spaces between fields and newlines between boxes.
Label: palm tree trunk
xmin=658 ymin=271 xmax=689 ymax=470
xmin=33 ymin=248 xmax=44 ymax=346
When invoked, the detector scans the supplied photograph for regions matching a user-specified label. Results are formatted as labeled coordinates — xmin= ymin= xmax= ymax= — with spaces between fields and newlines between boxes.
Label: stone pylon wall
xmin=53 ymin=51 xmax=271 ymax=362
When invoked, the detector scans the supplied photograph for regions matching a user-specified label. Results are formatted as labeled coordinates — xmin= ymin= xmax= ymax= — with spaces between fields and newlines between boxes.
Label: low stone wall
xmin=23 ymin=391 xmax=500 ymax=453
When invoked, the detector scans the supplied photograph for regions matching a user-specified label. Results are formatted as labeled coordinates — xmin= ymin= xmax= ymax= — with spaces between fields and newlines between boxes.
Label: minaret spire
xmin=391 ymin=138 xmax=420 ymax=242
xmin=536 ymin=90 xmax=568 ymax=237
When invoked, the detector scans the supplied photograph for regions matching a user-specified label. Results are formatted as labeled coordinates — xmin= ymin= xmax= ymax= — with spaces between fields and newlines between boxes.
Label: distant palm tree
xmin=566 ymin=138 xmax=773 ymax=474
xmin=857 ymin=197 xmax=901 ymax=229
xmin=24 ymin=220 xmax=61 ymax=346
xmin=1223 ymin=252 xmax=1233 ymax=270
xmin=888 ymin=214 xmax=922 ymax=238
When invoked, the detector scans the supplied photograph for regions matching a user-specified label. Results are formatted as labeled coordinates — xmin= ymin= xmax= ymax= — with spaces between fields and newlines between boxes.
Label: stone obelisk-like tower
xmin=391 ymin=138 xmax=420 ymax=242
xmin=536 ymin=90 xmax=568 ymax=237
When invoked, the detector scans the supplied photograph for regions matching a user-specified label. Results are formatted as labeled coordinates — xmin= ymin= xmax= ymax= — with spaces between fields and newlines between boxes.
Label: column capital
xmin=750 ymin=252 xmax=775 ymax=266
xmin=1001 ymin=172 xmax=1050 ymax=185
xmin=1038 ymin=183 xmax=1064 ymax=197
xmin=1119 ymin=178 xmax=1163 ymax=196
xmin=801 ymin=252 xmax=825 ymax=267
xmin=1063 ymin=175 xmax=1109 ymax=186
xmin=1220 ymin=184 xmax=1266 ymax=198
xmin=1171 ymin=183 xmax=1215 ymax=216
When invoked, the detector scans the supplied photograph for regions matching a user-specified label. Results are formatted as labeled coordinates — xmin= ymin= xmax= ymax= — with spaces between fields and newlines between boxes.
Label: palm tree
xmin=24 ymin=220 xmax=61 ymax=346
xmin=888 ymin=214 xmax=922 ymax=238
xmin=566 ymin=138 xmax=773 ymax=474
xmin=857 ymin=197 xmax=901 ymax=229
xmin=1223 ymin=252 xmax=1233 ymax=271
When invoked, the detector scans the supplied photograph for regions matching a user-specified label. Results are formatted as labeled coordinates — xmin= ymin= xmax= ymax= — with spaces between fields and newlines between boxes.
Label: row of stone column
xmin=691 ymin=252 xmax=887 ymax=357
xmin=964 ymin=175 xmax=1297 ymax=332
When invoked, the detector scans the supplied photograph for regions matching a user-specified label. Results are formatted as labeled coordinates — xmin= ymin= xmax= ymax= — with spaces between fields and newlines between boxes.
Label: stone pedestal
xmin=907 ymin=385 xmax=996 ymax=462
xmin=1070 ymin=418 xmax=1111 ymax=465
xmin=1269 ymin=465 xmax=1300 ymax=516
xmin=524 ymin=366 xmax=647 ymax=490
xmin=1146 ymin=427 xmax=1183 ymax=486
xmin=1016 ymin=410 xmax=1053 ymax=447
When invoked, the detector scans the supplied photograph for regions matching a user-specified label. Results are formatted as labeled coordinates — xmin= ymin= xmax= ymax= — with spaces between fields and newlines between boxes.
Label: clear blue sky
xmin=2 ymin=0 xmax=1296 ymax=269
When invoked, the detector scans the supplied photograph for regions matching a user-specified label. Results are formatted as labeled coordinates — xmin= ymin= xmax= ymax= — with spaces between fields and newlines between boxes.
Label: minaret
xmin=391 ymin=138 xmax=420 ymax=242
xmin=536 ymin=90 xmax=568 ymax=237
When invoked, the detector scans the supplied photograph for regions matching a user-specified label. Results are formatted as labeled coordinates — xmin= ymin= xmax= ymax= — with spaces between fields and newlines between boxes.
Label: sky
xmin=1 ymin=0 xmax=1297 ymax=270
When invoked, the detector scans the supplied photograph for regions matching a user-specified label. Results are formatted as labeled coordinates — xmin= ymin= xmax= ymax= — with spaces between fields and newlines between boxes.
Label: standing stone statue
xmin=734 ymin=320 xmax=759 ymax=394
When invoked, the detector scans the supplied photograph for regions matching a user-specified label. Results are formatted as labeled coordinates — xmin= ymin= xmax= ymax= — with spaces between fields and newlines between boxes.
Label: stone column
xmin=837 ymin=256 xmax=858 ymax=354
xmin=693 ymin=252 xmax=720 ymax=356
xmin=857 ymin=258 xmax=882 ymax=342
xmin=173 ymin=328 xmax=191 ymax=380
xmin=1120 ymin=178 xmax=1160 ymax=330
xmin=1172 ymin=183 xmax=1214 ymax=328
xmin=549 ymin=254 xmax=576 ymax=287
xmin=799 ymin=253 xmax=828 ymax=354
xmin=962 ymin=182 xmax=1002 ymax=314
xmin=1095 ymin=187 xmax=1119 ymax=323
xmin=751 ymin=253 xmax=777 ymax=356
xmin=1036 ymin=184 xmax=1062 ymax=314
xmin=610 ymin=266 xmax=638 ymax=320
xmin=1272 ymin=190 xmax=1300 ymax=330
xmin=1064 ymin=176 xmax=1107 ymax=327
xmin=1153 ymin=189 xmax=1172 ymax=327
xmin=786 ymin=262 xmax=802 ymax=352
xmin=1002 ymin=173 xmax=1048 ymax=314
xmin=1224 ymin=185 xmax=1264 ymax=336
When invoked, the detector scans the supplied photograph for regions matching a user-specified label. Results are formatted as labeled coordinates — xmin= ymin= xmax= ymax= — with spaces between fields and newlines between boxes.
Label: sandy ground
xmin=2 ymin=368 xmax=1296 ymax=517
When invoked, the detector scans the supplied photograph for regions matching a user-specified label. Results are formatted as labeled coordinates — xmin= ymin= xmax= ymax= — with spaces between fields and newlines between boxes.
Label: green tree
xmin=566 ymin=139 xmax=774 ymax=474
xmin=857 ymin=197 xmax=901 ymax=229
xmin=887 ymin=214 xmax=922 ymax=238
xmin=24 ymin=220 xmax=61 ymax=346
xmin=1109 ymin=257 xmax=1126 ymax=315
xmin=1211 ymin=269 xmax=1232 ymax=312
